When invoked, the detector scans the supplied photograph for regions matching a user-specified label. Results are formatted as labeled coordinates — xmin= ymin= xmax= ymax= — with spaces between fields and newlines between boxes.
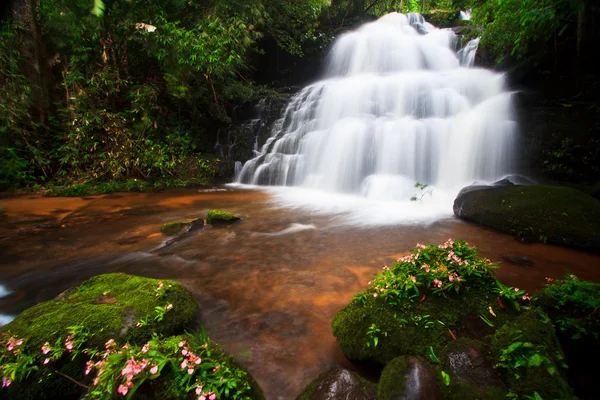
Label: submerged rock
xmin=296 ymin=367 xmax=376 ymax=400
xmin=453 ymin=185 xmax=600 ymax=251
xmin=160 ymin=218 xmax=204 ymax=235
xmin=378 ymin=356 xmax=438 ymax=400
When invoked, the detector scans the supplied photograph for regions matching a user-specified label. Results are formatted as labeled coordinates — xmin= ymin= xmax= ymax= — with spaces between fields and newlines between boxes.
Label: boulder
xmin=206 ymin=210 xmax=241 ymax=225
xmin=160 ymin=218 xmax=204 ymax=236
xmin=453 ymin=185 xmax=600 ymax=251
xmin=296 ymin=367 xmax=376 ymax=400
xmin=377 ymin=356 xmax=438 ymax=400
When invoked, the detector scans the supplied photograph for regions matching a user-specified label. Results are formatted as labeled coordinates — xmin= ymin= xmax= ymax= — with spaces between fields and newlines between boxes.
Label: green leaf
xmin=441 ymin=371 xmax=450 ymax=386
xmin=91 ymin=0 xmax=105 ymax=17
xmin=427 ymin=346 xmax=439 ymax=363
xmin=528 ymin=353 xmax=543 ymax=367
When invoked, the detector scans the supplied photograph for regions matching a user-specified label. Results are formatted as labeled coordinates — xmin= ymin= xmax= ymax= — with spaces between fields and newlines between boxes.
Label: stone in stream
xmin=296 ymin=367 xmax=377 ymax=400
xmin=160 ymin=218 xmax=204 ymax=235
xmin=453 ymin=184 xmax=600 ymax=252
xmin=377 ymin=356 xmax=438 ymax=400
xmin=206 ymin=210 xmax=241 ymax=226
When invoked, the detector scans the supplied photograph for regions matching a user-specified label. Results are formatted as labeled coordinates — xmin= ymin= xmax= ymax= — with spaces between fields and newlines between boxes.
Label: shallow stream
xmin=1 ymin=188 xmax=599 ymax=399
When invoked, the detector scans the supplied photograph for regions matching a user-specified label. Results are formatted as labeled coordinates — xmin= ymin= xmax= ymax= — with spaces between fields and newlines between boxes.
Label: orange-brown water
xmin=1 ymin=188 xmax=599 ymax=399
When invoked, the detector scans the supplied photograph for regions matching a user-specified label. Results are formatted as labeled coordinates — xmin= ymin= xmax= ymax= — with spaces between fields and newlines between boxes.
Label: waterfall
xmin=234 ymin=13 xmax=517 ymax=223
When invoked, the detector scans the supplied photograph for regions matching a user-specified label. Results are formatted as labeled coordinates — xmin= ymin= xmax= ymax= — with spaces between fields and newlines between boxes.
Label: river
xmin=1 ymin=188 xmax=599 ymax=399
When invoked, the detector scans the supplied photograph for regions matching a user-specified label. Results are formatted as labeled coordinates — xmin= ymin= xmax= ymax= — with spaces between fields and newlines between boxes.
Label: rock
xmin=206 ymin=210 xmax=241 ymax=225
xmin=490 ymin=310 xmax=574 ymax=399
xmin=378 ymin=356 xmax=438 ymax=400
xmin=296 ymin=367 xmax=376 ymax=400
xmin=160 ymin=218 xmax=203 ymax=235
xmin=453 ymin=185 xmax=600 ymax=251
xmin=444 ymin=339 xmax=503 ymax=389
xmin=501 ymin=255 xmax=533 ymax=266
xmin=0 ymin=273 xmax=199 ymax=400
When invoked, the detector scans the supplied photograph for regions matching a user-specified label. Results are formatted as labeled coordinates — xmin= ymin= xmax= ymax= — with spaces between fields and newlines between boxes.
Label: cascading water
xmin=235 ymin=13 xmax=517 ymax=224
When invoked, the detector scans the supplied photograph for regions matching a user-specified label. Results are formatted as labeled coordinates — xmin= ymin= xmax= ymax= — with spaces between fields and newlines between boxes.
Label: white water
xmin=235 ymin=13 xmax=517 ymax=224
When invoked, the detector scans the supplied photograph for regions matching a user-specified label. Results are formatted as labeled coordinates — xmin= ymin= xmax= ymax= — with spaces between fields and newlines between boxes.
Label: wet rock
xmin=502 ymin=255 xmax=533 ymax=266
xmin=160 ymin=218 xmax=203 ymax=235
xmin=296 ymin=367 xmax=376 ymax=400
xmin=378 ymin=356 xmax=438 ymax=400
xmin=206 ymin=210 xmax=240 ymax=225
xmin=445 ymin=339 xmax=503 ymax=388
xmin=453 ymin=185 xmax=600 ymax=251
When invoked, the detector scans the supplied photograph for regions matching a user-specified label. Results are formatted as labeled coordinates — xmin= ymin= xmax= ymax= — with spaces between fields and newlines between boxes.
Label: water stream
xmin=1 ymin=189 xmax=600 ymax=399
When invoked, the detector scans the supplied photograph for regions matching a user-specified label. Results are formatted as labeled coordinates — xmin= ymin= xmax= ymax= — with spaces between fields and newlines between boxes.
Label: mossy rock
xmin=160 ymin=218 xmax=203 ymax=235
xmin=378 ymin=356 xmax=438 ymax=400
xmin=150 ymin=335 xmax=265 ymax=400
xmin=206 ymin=210 xmax=240 ymax=225
xmin=489 ymin=309 xmax=574 ymax=399
xmin=332 ymin=286 xmax=498 ymax=366
xmin=296 ymin=367 xmax=376 ymax=400
xmin=439 ymin=338 xmax=507 ymax=400
xmin=1 ymin=273 xmax=198 ymax=400
xmin=453 ymin=185 xmax=600 ymax=251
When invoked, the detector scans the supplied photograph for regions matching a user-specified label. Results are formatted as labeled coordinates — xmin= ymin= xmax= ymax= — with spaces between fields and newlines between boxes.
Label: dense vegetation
xmin=0 ymin=0 xmax=596 ymax=193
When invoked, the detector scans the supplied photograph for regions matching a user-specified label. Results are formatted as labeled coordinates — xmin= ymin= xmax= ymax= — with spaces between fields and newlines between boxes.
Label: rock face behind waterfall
xmin=453 ymin=184 xmax=600 ymax=251
xmin=236 ymin=12 xmax=517 ymax=203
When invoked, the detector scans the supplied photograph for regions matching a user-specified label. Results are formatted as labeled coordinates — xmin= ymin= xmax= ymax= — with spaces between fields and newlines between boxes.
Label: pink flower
xmin=166 ymin=304 xmax=173 ymax=310
xmin=142 ymin=344 xmax=149 ymax=353
xmin=410 ymin=276 xmax=416 ymax=283
xmin=522 ymin=295 xmax=531 ymax=301
xmin=209 ymin=393 xmax=216 ymax=400
xmin=448 ymin=274 xmax=454 ymax=282
xmin=182 ymin=349 xmax=188 ymax=356
xmin=105 ymin=339 xmax=115 ymax=348
xmin=42 ymin=342 xmax=51 ymax=355
xmin=178 ymin=341 xmax=186 ymax=348
xmin=514 ymin=288 xmax=519 ymax=292
xmin=117 ymin=384 xmax=129 ymax=396
xmin=93 ymin=378 xmax=99 ymax=386
xmin=150 ymin=365 xmax=158 ymax=374
xmin=188 ymin=367 xmax=194 ymax=375
xmin=181 ymin=360 xmax=188 ymax=369
xmin=44 ymin=358 xmax=50 ymax=365
xmin=195 ymin=385 xmax=203 ymax=395
xmin=199 ymin=396 xmax=206 ymax=400
xmin=85 ymin=361 xmax=94 ymax=375
xmin=373 ymin=293 xmax=378 ymax=298
xmin=194 ymin=357 xmax=202 ymax=365
xmin=2 ymin=377 xmax=12 ymax=387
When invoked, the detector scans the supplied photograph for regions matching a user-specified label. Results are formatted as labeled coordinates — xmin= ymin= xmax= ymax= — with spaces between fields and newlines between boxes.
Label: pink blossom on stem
xmin=117 ymin=384 xmax=129 ymax=396
xmin=150 ymin=365 xmax=158 ymax=375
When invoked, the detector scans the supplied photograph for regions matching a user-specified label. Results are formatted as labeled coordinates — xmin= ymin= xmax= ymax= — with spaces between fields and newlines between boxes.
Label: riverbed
xmin=1 ymin=188 xmax=599 ymax=399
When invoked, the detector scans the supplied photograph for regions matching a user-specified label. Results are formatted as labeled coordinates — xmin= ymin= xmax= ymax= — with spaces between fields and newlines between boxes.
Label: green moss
xmin=490 ymin=310 xmax=574 ymax=399
xmin=295 ymin=377 xmax=319 ymax=400
xmin=454 ymin=185 xmax=600 ymax=251
xmin=377 ymin=356 xmax=411 ymax=400
xmin=1 ymin=273 xmax=198 ymax=400
xmin=160 ymin=219 xmax=198 ymax=235
xmin=206 ymin=210 xmax=240 ymax=225
xmin=332 ymin=286 xmax=499 ymax=366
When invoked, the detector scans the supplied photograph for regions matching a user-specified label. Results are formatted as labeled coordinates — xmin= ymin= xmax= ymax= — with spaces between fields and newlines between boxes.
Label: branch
xmin=54 ymin=370 xmax=90 ymax=390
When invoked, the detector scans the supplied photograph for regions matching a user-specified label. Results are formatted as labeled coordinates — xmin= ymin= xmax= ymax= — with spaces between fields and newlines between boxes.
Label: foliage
xmin=534 ymin=275 xmax=600 ymax=340
xmin=353 ymin=239 xmax=525 ymax=306
xmin=472 ymin=0 xmax=581 ymax=62
xmin=0 ymin=273 xmax=261 ymax=399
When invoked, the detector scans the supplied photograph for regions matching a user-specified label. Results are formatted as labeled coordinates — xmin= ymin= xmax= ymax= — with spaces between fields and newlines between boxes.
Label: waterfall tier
xmin=235 ymin=12 xmax=517 ymax=215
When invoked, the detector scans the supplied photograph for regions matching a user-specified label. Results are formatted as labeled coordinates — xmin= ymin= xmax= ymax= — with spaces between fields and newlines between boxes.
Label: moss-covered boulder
xmin=160 ymin=218 xmax=204 ymax=236
xmin=332 ymin=240 xmax=517 ymax=366
xmin=378 ymin=356 xmax=437 ymax=400
xmin=296 ymin=367 xmax=376 ymax=400
xmin=453 ymin=185 xmax=600 ymax=251
xmin=440 ymin=338 xmax=506 ymax=400
xmin=206 ymin=210 xmax=240 ymax=225
xmin=0 ymin=273 xmax=198 ymax=399
xmin=490 ymin=309 xmax=574 ymax=399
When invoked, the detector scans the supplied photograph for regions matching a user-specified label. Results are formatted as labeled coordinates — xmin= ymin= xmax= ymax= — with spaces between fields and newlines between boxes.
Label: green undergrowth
xmin=0 ymin=273 xmax=263 ymax=399
xmin=206 ymin=210 xmax=240 ymax=225
xmin=330 ymin=239 xmax=575 ymax=400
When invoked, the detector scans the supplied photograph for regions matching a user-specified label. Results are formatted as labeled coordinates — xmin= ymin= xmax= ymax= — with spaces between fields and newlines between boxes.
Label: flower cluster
xmin=179 ymin=340 xmax=203 ymax=375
